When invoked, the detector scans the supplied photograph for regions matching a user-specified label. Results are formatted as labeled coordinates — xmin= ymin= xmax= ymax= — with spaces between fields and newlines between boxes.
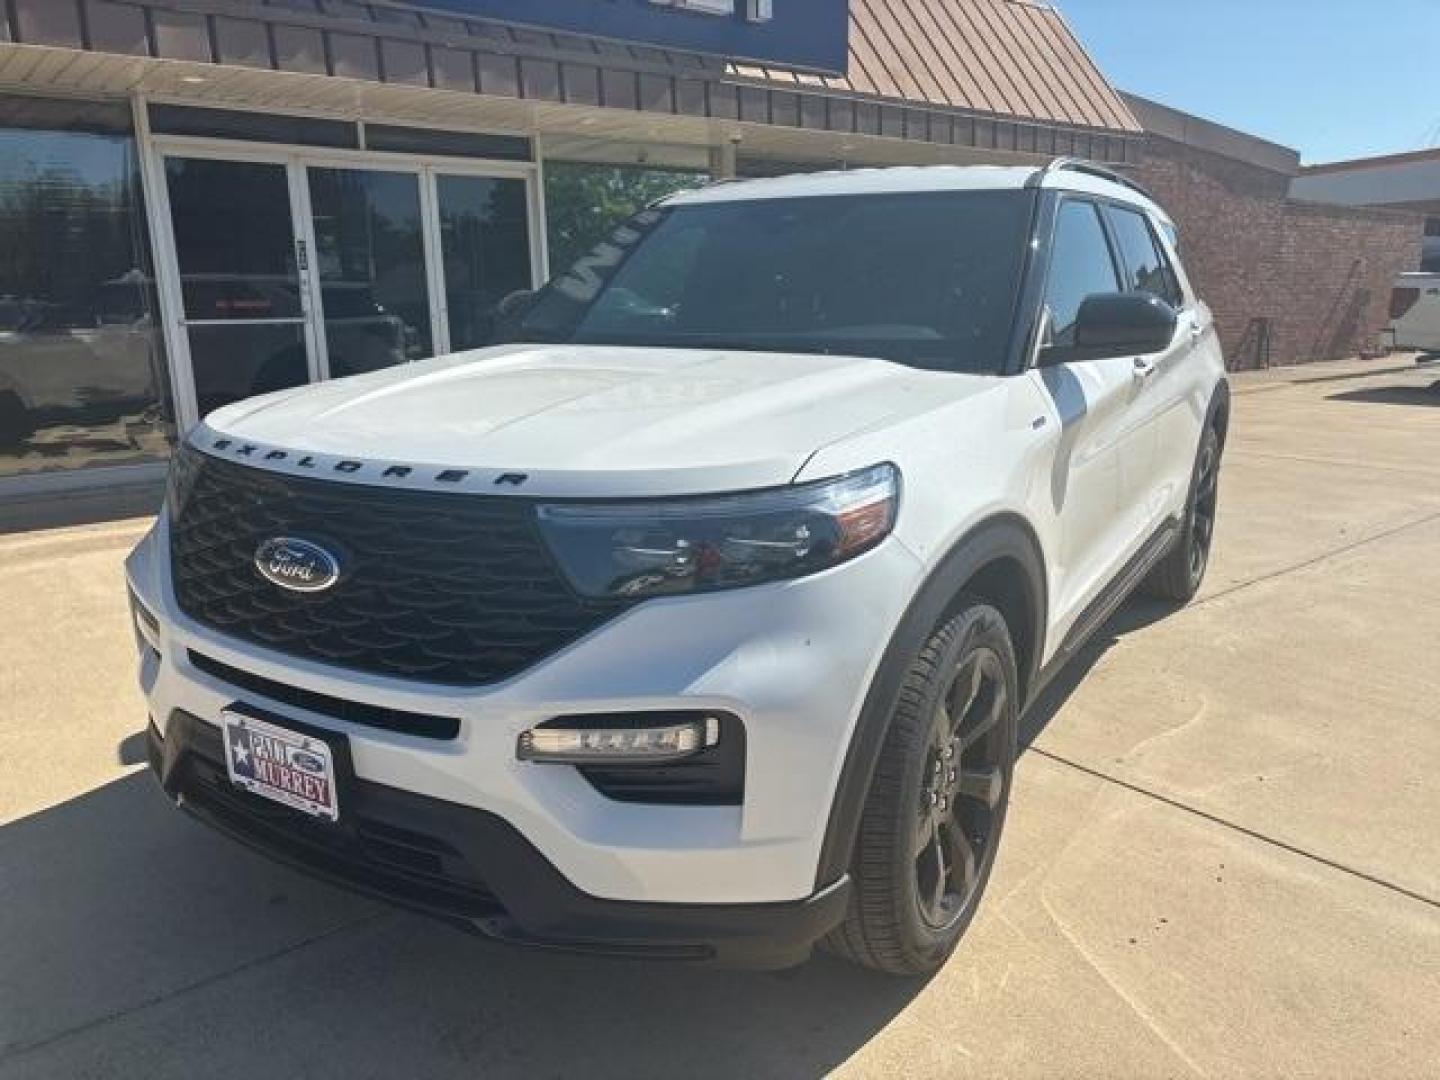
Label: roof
xmin=729 ymin=0 xmax=1140 ymax=134
xmin=1291 ymin=151 xmax=1440 ymax=212
xmin=664 ymin=163 xmax=1165 ymax=216
xmin=1302 ymin=147 xmax=1440 ymax=175
xmin=1121 ymin=93 xmax=1300 ymax=176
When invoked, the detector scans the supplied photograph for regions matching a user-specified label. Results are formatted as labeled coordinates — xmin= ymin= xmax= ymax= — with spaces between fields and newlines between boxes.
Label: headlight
xmin=536 ymin=463 xmax=899 ymax=599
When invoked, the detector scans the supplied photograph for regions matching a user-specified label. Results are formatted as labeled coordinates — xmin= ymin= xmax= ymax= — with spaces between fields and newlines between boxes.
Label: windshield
xmin=506 ymin=190 xmax=1032 ymax=373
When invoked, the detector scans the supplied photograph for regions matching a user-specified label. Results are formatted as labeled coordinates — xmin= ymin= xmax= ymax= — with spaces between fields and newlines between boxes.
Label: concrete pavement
xmin=2 ymin=356 xmax=1438 ymax=1078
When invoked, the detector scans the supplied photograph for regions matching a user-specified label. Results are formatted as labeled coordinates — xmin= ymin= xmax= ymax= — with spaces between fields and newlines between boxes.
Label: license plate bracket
xmin=221 ymin=708 xmax=342 ymax=822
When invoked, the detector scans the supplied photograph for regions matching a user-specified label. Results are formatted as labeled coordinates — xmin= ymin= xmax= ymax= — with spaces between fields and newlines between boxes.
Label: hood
xmin=201 ymin=344 xmax=997 ymax=497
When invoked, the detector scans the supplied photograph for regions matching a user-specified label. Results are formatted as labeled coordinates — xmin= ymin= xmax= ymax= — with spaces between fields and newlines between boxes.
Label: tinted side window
xmin=1108 ymin=206 xmax=1184 ymax=307
xmin=1044 ymin=201 xmax=1120 ymax=347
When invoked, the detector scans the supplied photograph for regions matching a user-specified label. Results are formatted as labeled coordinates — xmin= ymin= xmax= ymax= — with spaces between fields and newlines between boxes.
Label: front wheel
xmin=824 ymin=600 xmax=1018 ymax=975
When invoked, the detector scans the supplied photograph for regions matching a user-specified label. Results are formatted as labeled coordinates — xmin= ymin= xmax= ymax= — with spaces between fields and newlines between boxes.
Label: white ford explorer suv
xmin=126 ymin=160 xmax=1228 ymax=974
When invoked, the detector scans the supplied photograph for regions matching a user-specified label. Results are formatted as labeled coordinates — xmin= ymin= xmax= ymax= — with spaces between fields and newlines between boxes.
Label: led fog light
xmin=518 ymin=715 xmax=720 ymax=764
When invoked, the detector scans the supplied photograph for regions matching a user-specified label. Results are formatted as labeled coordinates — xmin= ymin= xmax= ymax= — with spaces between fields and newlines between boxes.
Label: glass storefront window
xmin=0 ymin=102 xmax=170 ymax=478
xmin=436 ymin=174 xmax=532 ymax=352
xmin=543 ymin=162 xmax=706 ymax=278
xmin=308 ymin=167 xmax=433 ymax=377
xmin=163 ymin=156 xmax=310 ymax=417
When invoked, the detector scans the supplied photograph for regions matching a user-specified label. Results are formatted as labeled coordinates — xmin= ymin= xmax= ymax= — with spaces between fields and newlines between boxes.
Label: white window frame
xmin=135 ymin=107 xmax=544 ymax=432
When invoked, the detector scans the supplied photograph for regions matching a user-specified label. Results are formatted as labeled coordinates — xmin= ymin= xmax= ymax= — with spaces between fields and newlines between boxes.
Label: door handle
xmin=1133 ymin=357 xmax=1158 ymax=383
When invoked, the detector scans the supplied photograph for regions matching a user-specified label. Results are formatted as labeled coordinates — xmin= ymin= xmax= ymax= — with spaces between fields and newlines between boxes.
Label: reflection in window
xmin=1044 ymin=201 xmax=1121 ymax=347
xmin=165 ymin=157 xmax=302 ymax=321
xmin=543 ymin=162 xmax=705 ymax=282
xmin=308 ymin=167 xmax=432 ymax=376
xmin=187 ymin=323 xmax=308 ymax=418
xmin=1108 ymin=206 xmax=1183 ymax=308
xmin=437 ymin=174 xmax=532 ymax=352
xmin=0 ymin=122 xmax=170 ymax=477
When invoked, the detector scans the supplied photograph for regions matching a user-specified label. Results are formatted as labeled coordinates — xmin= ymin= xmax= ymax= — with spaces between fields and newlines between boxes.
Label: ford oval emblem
xmin=291 ymin=750 xmax=326 ymax=774
xmin=253 ymin=537 xmax=341 ymax=593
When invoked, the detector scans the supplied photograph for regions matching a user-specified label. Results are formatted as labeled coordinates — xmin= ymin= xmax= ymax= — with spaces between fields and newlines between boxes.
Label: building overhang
xmin=0 ymin=0 xmax=1140 ymax=165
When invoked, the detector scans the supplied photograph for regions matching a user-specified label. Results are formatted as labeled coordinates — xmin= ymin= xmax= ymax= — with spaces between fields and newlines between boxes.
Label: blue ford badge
xmin=291 ymin=750 xmax=326 ymax=774
xmin=254 ymin=537 xmax=341 ymax=593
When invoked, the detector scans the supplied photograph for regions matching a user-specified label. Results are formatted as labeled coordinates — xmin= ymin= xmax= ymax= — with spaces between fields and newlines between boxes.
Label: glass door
xmin=433 ymin=173 xmax=534 ymax=352
xmin=153 ymin=144 xmax=541 ymax=428
xmin=162 ymin=156 xmax=314 ymax=419
xmin=305 ymin=166 xmax=434 ymax=378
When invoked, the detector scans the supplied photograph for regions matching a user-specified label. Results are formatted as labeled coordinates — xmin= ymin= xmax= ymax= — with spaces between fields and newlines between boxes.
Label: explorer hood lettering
xmin=201 ymin=344 xmax=997 ymax=497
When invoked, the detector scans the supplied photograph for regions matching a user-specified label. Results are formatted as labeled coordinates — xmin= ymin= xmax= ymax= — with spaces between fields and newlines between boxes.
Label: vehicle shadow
xmin=0 ymin=771 xmax=923 ymax=1079
xmin=1325 ymin=380 xmax=1440 ymax=408
xmin=1019 ymin=595 xmax=1177 ymax=751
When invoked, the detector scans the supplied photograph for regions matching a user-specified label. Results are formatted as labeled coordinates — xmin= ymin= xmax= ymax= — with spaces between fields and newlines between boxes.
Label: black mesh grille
xmin=168 ymin=446 xmax=625 ymax=685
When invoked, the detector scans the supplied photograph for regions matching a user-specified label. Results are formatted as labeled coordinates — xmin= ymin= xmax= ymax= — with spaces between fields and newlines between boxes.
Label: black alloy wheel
xmin=1187 ymin=429 xmax=1219 ymax=586
xmin=913 ymin=647 xmax=1008 ymax=930
xmin=825 ymin=600 xmax=1018 ymax=975
xmin=1143 ymin=423 xmax=1223 ymax=602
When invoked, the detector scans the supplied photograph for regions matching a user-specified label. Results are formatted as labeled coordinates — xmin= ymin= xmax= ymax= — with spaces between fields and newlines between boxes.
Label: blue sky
xmin=1059 ymin=0 xmax=1440 ymax=164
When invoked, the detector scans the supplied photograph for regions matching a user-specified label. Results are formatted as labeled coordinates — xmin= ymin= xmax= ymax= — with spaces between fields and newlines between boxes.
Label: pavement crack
xmin=1036 ymin=887 xmax=1212 ymax=1079
xmin=1192 ymin=508 xmax=1440 ymax=609
xmin=0 ymin=911 xmax=390 ymax=1064
xmin=1029 ymin=747 xmax=1440 ymax=912
xmin=1229 ymin=447 xmax=1440 ymax=480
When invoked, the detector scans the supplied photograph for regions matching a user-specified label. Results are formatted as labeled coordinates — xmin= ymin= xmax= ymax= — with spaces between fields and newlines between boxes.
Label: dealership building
xmin=0 ymin=0 xmax=1424 ymax=509
xmin=0 ymin=0 xmax=1145 ymax=499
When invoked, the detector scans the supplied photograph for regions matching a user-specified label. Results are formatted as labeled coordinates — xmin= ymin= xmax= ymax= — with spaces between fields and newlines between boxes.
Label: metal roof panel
xmin=729 ymin=0 xmax=1140 ymax=135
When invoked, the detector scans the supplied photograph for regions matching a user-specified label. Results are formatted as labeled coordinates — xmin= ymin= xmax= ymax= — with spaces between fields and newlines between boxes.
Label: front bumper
xmin=147 ymin=713 xmax=849 ymax=968
xmin=126 ymin=509 xmax=921 ymax=909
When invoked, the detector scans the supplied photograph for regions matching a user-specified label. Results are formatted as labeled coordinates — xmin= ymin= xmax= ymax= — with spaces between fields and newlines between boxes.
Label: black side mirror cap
xmin=1041 ymin=292 xmax=1178 ymax=365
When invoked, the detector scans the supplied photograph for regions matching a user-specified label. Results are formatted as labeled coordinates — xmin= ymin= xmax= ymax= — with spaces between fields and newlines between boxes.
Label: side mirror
xmin=1042 ymin=292 xmax=1178 ymax=365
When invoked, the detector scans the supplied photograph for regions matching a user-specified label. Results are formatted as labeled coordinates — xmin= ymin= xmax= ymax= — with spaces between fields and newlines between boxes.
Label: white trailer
xmin=1388 ymin=272 xmax=1440 ymax=355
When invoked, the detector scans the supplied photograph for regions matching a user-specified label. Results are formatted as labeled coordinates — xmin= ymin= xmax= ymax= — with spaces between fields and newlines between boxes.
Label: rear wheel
xmin=1142 ymin=424 xmax=1221 ymax=603
xmin=825 ymin=599 xmax=1017 ymax=975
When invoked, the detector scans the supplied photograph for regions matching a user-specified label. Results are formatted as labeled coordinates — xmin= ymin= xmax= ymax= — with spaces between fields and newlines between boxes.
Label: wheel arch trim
xmin=814 ymin=514 xmax=1047 ymax=890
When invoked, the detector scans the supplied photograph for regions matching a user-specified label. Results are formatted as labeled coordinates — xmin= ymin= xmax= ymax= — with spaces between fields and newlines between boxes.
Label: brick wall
xmin=1268 ymin=202 xmax=1423 ymax=367
xmin=1133 ymin=136 xmax=1423 ymax=369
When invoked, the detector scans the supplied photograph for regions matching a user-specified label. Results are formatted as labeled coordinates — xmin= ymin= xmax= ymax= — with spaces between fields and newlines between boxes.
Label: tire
xmin=824 ymin=599 xmax=1018 ymax=975
xmin=1142 ymin=424 xmax=1221 ymax=603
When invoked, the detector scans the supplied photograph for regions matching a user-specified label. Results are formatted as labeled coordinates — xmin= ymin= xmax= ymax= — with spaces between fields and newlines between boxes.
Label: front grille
xmin=168 ymin=446 xmax=624 ymax=685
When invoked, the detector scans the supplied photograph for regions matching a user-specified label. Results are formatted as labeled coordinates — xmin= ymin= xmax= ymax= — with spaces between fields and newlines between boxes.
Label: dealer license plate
xmin=221 ymin=710 xmax=339 ymax=822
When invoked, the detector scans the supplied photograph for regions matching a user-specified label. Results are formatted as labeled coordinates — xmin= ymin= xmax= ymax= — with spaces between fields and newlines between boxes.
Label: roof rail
xmin=1026 ymin=157 xmax=1155 ymax=201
